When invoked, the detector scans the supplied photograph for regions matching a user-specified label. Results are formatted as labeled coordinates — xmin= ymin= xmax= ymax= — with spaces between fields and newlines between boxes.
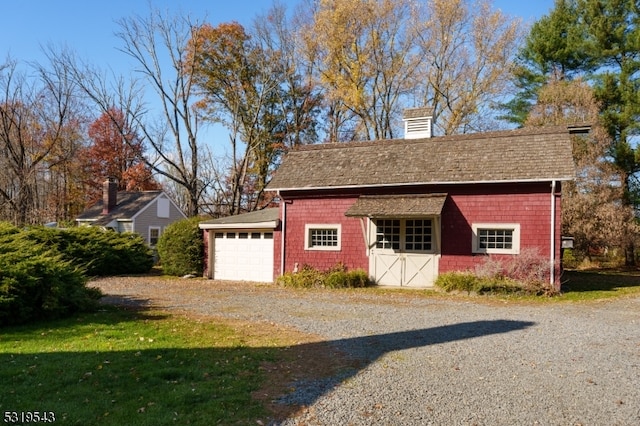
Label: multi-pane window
xmin=374 ymin=219 xmax=433 ymax=251
xmin=149 ymin=227 xmax=161 ymax=246
xmin=478 ymin=228 xmax=513 ymax=250
xmin=472 ymin=224 xmax=520 ymax=254
xmin=375 ymin=219 xmax=400 ymax=250
xmin=405 ymin=219 xmax=432 ymax=251
xmin=305 ymin=224 xmax=341 ymax=251
xmin=310 ymin=228 xmax=338 ymax=247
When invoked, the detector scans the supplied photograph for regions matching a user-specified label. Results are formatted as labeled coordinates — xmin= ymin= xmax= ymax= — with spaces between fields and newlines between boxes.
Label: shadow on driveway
xmin=275 ymin=319 xmax=535 ymax=413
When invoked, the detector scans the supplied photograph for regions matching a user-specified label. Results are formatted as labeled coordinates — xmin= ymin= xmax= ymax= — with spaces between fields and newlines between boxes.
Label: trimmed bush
xmin=434 ymin=271 xmax=480 ymax=294
xmin=277 ymin=263 xmax=373 ymax=289
xmin=157 ymin=217 xmax=204 ymax=276
xmin=0 ymin=228 xmax=101 ymax=326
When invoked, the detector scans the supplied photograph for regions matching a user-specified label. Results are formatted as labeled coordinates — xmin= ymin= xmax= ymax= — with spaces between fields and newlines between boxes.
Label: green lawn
xmin=1 ymin=270 xmax=639 ymax=425
xmin=559 ymin=269 xmax=640 ymax=300
xmin=0 ymin=306 xmax=300 ymax=425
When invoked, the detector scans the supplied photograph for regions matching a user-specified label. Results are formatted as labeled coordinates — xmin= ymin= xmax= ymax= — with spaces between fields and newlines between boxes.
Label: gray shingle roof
xmin=76 ymin=191 xmax=163 ymax=223
xmin=345 ymin=194 xmax=447 ymax=218
xmin=267 ymin=126 xmax=575 ymax=191
xmin=199 ymin=208 xmax=280 ymax=226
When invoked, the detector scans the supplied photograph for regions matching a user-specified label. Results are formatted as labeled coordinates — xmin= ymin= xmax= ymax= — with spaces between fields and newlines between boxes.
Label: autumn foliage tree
xmin=299 ymin=0 xmax=419 ymax=141
xmin=188 ymin=20 xmax=321 ymax=214
xmin=417 ymin=0 xmax=522 ymax=134
xmin=510 ymin=0 xmax=640 ymax=264
xmin=298 ymin=0 xmax=521 ymax=139
xmin=81 ymin=109 xmax=158 ymax=202
xmin=0 ymin=58 xmax=85 ymax=225
xmin=526 ymin=77 xmax=639 ymax=260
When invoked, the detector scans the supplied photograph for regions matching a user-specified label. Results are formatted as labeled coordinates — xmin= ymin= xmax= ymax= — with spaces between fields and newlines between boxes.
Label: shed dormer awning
xmin=345 ymin=194 xmax=447 ymax=218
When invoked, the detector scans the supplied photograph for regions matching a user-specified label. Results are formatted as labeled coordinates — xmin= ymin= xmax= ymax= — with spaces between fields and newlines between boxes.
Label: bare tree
xmin=0 ymin=57 xmax=83 ymax=225
xmin=414 ymin=0 xmax=522 ymax=134
xmin=57 ymin=9 xmax=212 ymax=217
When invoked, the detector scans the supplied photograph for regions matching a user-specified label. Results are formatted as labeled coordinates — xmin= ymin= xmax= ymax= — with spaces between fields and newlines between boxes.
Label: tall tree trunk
xmin=625 ymin=243 xmax=636 ymax=267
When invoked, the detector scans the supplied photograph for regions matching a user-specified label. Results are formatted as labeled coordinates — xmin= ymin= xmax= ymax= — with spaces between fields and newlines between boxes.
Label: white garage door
xmin=213 ymin=231 xmax=274 ymax=282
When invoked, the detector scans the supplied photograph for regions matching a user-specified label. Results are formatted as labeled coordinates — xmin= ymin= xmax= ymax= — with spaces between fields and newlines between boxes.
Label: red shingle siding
xmin=280 ymin=196 xmax=368 ymax=273
xmin=278 ymin=182 xmax=563 ymax=285
xmin=203 ymin=229 xmax=210 ymax=277
xmin=439 ymin=183 xmax=562 ymax=283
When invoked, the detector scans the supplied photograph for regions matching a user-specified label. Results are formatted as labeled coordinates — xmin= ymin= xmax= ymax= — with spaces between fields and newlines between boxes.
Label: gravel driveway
xmin=91 ymin=276 xmax=640 ymax=426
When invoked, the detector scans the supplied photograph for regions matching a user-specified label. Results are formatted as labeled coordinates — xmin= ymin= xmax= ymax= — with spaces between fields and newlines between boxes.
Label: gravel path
xmin=91 ymin=277 xmax=640 ymax=426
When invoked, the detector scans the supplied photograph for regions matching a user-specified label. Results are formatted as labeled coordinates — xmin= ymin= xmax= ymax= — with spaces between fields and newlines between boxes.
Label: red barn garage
xmin=264 ymin=109 xmax=579 ymax=289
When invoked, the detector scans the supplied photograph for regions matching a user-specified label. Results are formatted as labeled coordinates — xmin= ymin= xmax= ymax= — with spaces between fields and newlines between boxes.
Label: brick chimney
xmin=403 ymin=107 xmax=434 ymax=139
xmin=102 ymin=177 xmax=118 ymax=214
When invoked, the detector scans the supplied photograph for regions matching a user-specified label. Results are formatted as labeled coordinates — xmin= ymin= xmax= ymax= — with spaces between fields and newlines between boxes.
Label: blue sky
xmin=0 ymin=1 xmax=555 ymax=150
xmin=1 ymin=0 xmax=554 ymax=68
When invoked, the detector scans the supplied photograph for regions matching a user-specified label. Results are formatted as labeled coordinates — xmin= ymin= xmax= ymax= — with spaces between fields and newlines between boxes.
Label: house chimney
xmin=102 ymin=177 xmax=118 ymax=214
xmin=403 ymin=107 xmax=433 ymax=139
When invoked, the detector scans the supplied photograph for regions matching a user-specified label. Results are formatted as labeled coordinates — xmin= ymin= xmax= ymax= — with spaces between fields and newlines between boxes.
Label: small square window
xmin=472 ymin=224 xmax=520 ymax=254
xmin=214 ymin=232 xmax=224 ymax=238
xmin=251 ymin=232 xmax=261 ymax=239
xmin=239 ymin=232 xmax=249 ymax=239
xmin=226 ymin=232 xmax=236 ymax=239
xmin=305 ymin=224 xmax=341 ymax=251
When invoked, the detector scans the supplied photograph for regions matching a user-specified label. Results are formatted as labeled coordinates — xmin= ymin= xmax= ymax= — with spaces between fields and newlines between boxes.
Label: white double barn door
xmin=369 ymin=218 xmax=439 ymax=287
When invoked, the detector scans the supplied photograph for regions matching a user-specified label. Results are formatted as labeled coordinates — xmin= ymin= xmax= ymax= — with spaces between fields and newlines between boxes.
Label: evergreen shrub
xmin=0 ymin=225 xmax=101 ymax=326
xmin=23 ymin=226 xmax=154 ymax=276
xmin=156 ymin=217 xmax=204 ymax=276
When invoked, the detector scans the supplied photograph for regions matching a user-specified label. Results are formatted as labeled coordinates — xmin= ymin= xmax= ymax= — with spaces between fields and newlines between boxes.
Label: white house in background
xmin=75 ymin=178 xmax=187 ymax=246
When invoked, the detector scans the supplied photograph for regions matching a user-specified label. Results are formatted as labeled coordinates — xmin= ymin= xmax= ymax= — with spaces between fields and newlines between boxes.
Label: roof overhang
xmin=198 ymin=208 xmax=280 ymax=230
xmin=345 ymin=194 xmax=447 ymax=218
xmin=268 ymin=177 xmax=572 ymax=193
xmin=198 ymin=220 xmax=279 ymax=230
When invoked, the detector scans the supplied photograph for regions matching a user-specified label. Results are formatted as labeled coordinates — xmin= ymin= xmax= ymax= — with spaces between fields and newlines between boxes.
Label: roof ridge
xmin=292 ymin=125 xmax=577 ymax=152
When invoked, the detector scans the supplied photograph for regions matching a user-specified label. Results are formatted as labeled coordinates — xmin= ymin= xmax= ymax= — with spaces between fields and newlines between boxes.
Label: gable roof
xmin=267 ymin=125 xmax=576 ymax=191
xmin=76 ymin=191 xmax=164 ymax=225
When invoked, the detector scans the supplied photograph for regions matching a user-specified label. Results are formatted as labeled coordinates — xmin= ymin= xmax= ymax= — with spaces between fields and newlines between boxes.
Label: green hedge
xmin=0 ymin=223 xmax=155 ymax=325
xmin=156 ymin=217 xmax=204 ymax=276
xmin=0 ymin=226 xmax=101 ymax=326
xmin=434 ymin=272 xmax=523 ymax=295
xmin=22 ymin=226 xmax=154 ymax=276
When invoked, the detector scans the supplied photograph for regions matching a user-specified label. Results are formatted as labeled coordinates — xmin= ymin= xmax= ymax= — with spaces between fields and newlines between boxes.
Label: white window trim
xmin=304 ymin=224 xmax=342 ymax=251
xmin=149 ymin=226 xmax=161 ymax=246
xmin=472 ymin=223 xmax=520 ymax=255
